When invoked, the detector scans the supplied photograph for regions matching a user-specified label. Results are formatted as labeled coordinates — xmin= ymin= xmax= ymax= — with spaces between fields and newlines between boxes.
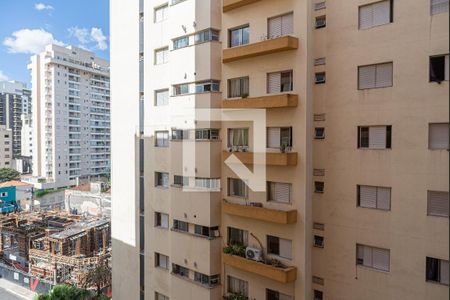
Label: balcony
xmin=223 ymin=253 xmax=297 ymax=283
xmin=223 ymin=200 xmax=297 ymax=224
xmin=223 ymin=151 xmax=298 ymax=166
xmin=222 ymin=94 xmax=298 ymax=109
xmin=223 ymin=0 xmax=261 ymax=12
xmin=223 ymin=36 xmax=299 ymax=63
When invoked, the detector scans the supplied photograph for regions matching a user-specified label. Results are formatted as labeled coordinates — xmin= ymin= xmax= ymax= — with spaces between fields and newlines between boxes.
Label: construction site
xmin=0 ymin=210 xmax=110 ymax=289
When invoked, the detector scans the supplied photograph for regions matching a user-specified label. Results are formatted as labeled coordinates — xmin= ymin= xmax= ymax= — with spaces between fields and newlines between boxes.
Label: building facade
xmin=29 ymin=45 xmax=110 ymax=188
xmin=0 ymin=125 xmax=12 ymax=169
xmin=111 ymin=0 xmax=449 ymax=299
xmin=0 ymin=80 xmax=32 ymax=158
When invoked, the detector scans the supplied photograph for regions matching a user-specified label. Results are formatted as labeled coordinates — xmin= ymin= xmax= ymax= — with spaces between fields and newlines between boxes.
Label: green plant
xmin=34 ymin=284 xmax=92 ymax=300
xmin=225 ymin=294 xmax=248 ymax=300
xmin=0 ymin=168 xmax=20 ymax=183
xmin=223 ymin=244 xmax=246 ymax=257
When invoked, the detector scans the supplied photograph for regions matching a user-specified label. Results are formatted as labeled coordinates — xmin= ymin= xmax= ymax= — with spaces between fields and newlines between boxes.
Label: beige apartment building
xmin=111 ymin=0 xmax=449 ymax=299
xmin=0 ymin=125 xmax=13 ymax=169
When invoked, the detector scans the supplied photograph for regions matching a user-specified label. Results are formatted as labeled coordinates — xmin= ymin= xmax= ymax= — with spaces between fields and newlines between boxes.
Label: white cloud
xmin=35 ymin=3 xmax=54 ymax=11
xmin=0 ymin=71 xmax=9 ymax=81
xmin=3 ymin=29 xmax=64 ymax=54
xmin=68 ymin=26 xmax=108 ymax=51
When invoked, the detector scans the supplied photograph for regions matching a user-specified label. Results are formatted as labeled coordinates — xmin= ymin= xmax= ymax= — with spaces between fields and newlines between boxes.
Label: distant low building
xmin=64 ymin=182 xmax=111 ymax=217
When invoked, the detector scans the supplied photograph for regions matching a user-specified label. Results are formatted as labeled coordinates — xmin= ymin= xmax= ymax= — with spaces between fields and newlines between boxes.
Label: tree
xmin=81 ymin=260 xmax=112 ymax=298
xmin=0 ymin=168 xmax=20 ymax=183
xmin=34 ymin=284 xmax=92 ymax=300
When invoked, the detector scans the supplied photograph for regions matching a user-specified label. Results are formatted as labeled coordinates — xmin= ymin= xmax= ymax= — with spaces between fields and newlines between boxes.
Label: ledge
xmin=222 ymin=253 xmax=297 ymax=283
xmin=222 ymin=201 xmax=297 ymax=224
xmin=223 ymin=151 xmax=298 ymax=166
xmin=222 ymin=94 xmax=298 ymax=109
xmin=223 ymin=36 xmax=299 ymax=63
xmin=223 ymin=0 xmax=261 ymax=12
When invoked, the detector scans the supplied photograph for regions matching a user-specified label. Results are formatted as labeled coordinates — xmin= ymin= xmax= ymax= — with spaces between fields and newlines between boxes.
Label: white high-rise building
xmin=29 ymin=45 xmax=110 ymax=188
xmin=0 ymin=125 xmax=12 ymax=169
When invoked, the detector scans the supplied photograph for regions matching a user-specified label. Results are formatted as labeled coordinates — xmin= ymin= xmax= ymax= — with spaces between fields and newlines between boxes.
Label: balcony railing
xmin=223 ymin=36 xmax=299 ymax=63
xmin=223 ymin=151 xmax=298 ymax=166
xmin=223 ymin=0 xmax=261 ymax=12
xmin=222 ymin=200 xmax=297 ymax=224
xmin=222 ymin=253 xmax=297 ymax=283
xmin=222 ymin=94 xmax=298 ymax=109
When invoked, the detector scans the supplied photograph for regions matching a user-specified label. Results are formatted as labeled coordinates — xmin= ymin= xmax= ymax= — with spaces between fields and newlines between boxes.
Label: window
xmin=426 ymin=257 xmax=449 ymax=285
xmin=266 ymin=289 xmax=293 ymax=300
xmin=314 ymin=290 xmax=323 ymax=300
xmin=155 ymin=47 xmax=169 ymax=65
xmin=194 ymin=225 xmax=219 ymax=238
xmin=173 ymin=36 xmax=189 ymax=49
xmin=359 ymin=0 xmax=393 ymax=30
xmin=228 ymin=227 xmax=248 ymax=246
xmin=429 ymin=123 xmax=449 ymax=149
xmin=154 ymin=4 xmax=168 ymax=23
xmin=227 ymin=276 xmax=248 ymax=297
xmin=228 ymin=178 xmax=248 ymax=198
xmin=357 ymin=185 xmax=391 ymax=210
xmin=155 ymin=131 xmax=169 ymax=147
xmin=314 ymin=57 xmax=326 ymax=66
xmin=314 ymin=235 xmax=324 ymax=248
xmin=315 ymin=181 xmax=324 ymax=193
xmin=227 ymin=128 xmax=249 ymax=148
xmin=173 ymin=84 xmax=189 ymax=95
xmin=267 ymin=182 xmax=291 ymax=203
xmin=228 ymin=77 xmax=249 ymax=98
xmin=155 ymin=292 xmax=169 ymax=300
xmin=315 ymin=72 xmax=326 ymax=84
xmin=172 ymin=129 xmax=189 ymax=140
xmin=267 ymin=127 xmax=292 ymax=149
xmin=173 ymin=175 xmax=189 ymax=187
xmin=427 ymin=191 xmax=449 ymax=217
xmin=0 ymin=192 xmax=7 ymax=197
xmin=155 ymin=253 xmax=169 ymax=269
xmin=195 ymin=178 xmax=220 ymax=190
xmin=358 ymin=62 xmax=393 ymax=89
xmin=155 ymin=89 xmax=169 ymax=106
xmin=194 ymin=29 xmax=220 ymax=44
xmin=194 ymin=273 xmax=220 ymax=287
xmin=172 ymin=264 xmax=189 ymax=278
xmin=195 ymin=129 xmax=219 ymax=140
xmin=314 ymin=127 xmax=325 ymax=139
xmin=155 ymin=172 xmax=169 ymax=188
xmin=268 ymin=13 xmax=294 ymax=39
xmin=267 ymin=70 xmax=293 ymax=93
xmin=229 ymin=26 xmax=249 ymax=48
xmin=155 ymin=212 xmax=169 ymax=229
xmin=356 ymin=244 xmax=390 ymax=272
xmin=173 ymin=220 xmax=189 ymax=232
xmin=315 ymin=15 xmax=326 ymax=28
xmin=430 ymin=55 xmax=449 ymax=82
xmin=431 ymin=0 xmax=449 ymax=15
xmin=358 ymin=126 xmax=392 ymax=149
xmin=195 ymin=80 xmax=220 ymax=93
xmin=267 ymin=235 xmax=292 ymax=259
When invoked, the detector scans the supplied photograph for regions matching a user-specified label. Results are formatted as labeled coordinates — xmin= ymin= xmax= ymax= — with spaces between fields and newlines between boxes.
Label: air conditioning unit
xmin=245 ymin=247 xmax=262 ymax=261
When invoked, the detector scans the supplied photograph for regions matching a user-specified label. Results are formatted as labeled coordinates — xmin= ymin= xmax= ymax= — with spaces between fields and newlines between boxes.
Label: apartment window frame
xmin=155 ymin=131 xmax=169 ymax=147
xmin=154 ymin=47 xmax=169 ymax=65
xmin=315 ymin=181 xmax=325 ymax=193
xmin=356 ymin=244 xmax=390 ymax=272
xmin=171 ymin=129 xmax=188 ymax=140
xmin=357 ymin=125 xmax=392 ymax=149
xmin=154 ymin=4 xmax=169 ymax=23
xmin=173 ymin=36 xmax=189 ymax=50
xmin=267 ymin=181 xmax=292 ymax=204
xmin=227 ymin=275 xmax=248 ymax=297
xmin=228 ymin=178 xmax=248 ymax=198
xmin=267 ymin=235 xmax=293 ymax=260
xmin=428 ymin=123 xmax=449 ymax=150
xmin=358 ymin=62 xmax=394 ymax=90
xmin=358 ymin=0 xmax=394 ymax=30
xmin=194 ymin=28 xmax=220 ymax=44
xmin=155 ymin=172 xmax=169 ymax=188
xmin=194 ymin=272 xmax=220 ymax=288
xmin=194 ymin=224 xmax=219 ymax=239
xmin=267 ymin=12 xmax=294 ymax=39
xmin=155 ymin=89 xmax=169 ymax=106
xmin=227 ymin=227 xmax=248 ymax=246
xmin=173 ymin=175 xmax=189 ymax=187
xmin=431 ymin=0 xmax=449 ymax=15
xmin=429 ymin=54 xmax=449 ymax=83
xmin=267 ymin=70 xmax=293 ymax=94
xmin=313 ymin=235 xmax=325 ymax=248
xmin=229 ymin=25 xmax=250 ymax=48
xmin=426 ymin=257 xmax=449 ymax=285
xmin=172 ymin=263 xmax=189 ymax=278
xmin=314 ymin=127 xmax=325 ymax=139
xmin=357 ymin=185 xmax=392 ymax=211
xmin=195 ymin=129 xmax=220 ymax=141
xmin=427 ymin=190 xmax=449 ymax=217
xmin=228 ymin=76 xmax=250 ymax=98
xmin=314 ymin=290 xmax=324 ymax=300
xmin=266 ymin=127 xmax=293 ymax=149
xmin=155 ymin=292 xmax=169 ymax=300
xmin=195 ymin=80 xmax=220 ymax=93
xmin=266 ymin=289 xmax=293 ymax=300
xmin=173 ymin=219 xmax=189 ymax=232
xmin=155 ymin=212 xmax=169 ymax=229
xmin=155 ymin=252 xmax=169 ymax=270
xmin=315 ymin=15 xmax=327 ymax=29
xmin=315 ymin=72 xmax=326 ymax=84
xmin=227 ymin=128 xmax=249 ymax=149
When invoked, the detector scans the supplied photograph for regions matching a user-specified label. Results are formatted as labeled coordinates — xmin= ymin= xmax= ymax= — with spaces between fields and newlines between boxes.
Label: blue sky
xmin=0 ymin=0 xmax=109 ymax=86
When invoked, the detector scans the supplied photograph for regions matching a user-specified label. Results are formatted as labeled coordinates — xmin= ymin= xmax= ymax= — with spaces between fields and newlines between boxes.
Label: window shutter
xmin=268 ymin=73 xmax=281 ymax=93
xmin=429 ymin=123 xmax=449 ymax=149
xmin=372 ymin=248 xmax=390 ymax=271
xmin=445 ymin=55 xmax=449 ymax=81
xmin=363 ymin=246 xmax=373 ymax=267
xmin=359 ymin=4 xmax=374 ymax=29
xmin=427 ymin=191 xmax=449 ymax=217
xmin=161 ymin=214 xmax=169 ymax=228
xmin=372 ymin=0 xmax=391 ymax=27
xmin=275 ymin=183 xmax=291 ymax=203
xmin=431 ymin=0 xmax=449 ymax=15
xmin=377 ymin=187 xmax=391 ymax=210
xmin=360 ymin=186 xmax=377 ymax=208
xmin=369 ymin=126 xmax=387 ymax=149
xmin=269 ymin=17 xmax=282 ymax=38
xmin=359 ymin=65 xmax=376 ymax=89
xmin=375 ymin=63 xmax=393 ymax=88
xmin=280 ymin=239 xmax=292 ymax=259
xmin=440 ymin=260 xmax=449 ymax=285
xmin=267 ymin=128 xmax=281 ymax=148
xmin=281 ymin=13 xmax=294 ymax=35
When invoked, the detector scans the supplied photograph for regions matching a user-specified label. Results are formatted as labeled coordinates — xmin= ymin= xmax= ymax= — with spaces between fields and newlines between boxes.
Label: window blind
xmin=369 ymin=126 xmax=387 ymax=149
xmin=268 ymin=72 xmax=281 ymax=93
xmin=427 ymin=191 xmax=449 ymax=217
xmin=359 ymin=0 xmax=391 ymax=29
xmin=360 ymin=186 xmax=377 ymax=208
xmin=267 ymin=128 xmax=281 ymax=148
xmin=429 ymin=123 xmax=449 ymax=149
xmin=358 ymin=65 xmax=376 ymax=89
xmin=431 ymin=0 xmax=449 ymax=15
xmin=279 ymin=238 xmax=292 ymax=259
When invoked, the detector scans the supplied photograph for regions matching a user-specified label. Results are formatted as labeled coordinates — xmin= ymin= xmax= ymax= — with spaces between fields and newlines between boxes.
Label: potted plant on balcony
xmin=223 ymin=243 xmax=246 ymax=258
xmin=224 ymin=294 xmax=248 ymax=300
